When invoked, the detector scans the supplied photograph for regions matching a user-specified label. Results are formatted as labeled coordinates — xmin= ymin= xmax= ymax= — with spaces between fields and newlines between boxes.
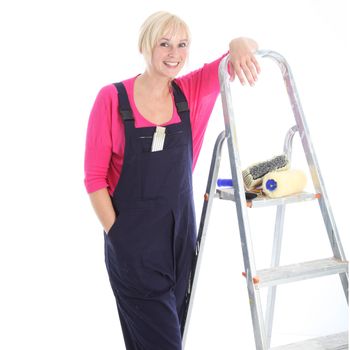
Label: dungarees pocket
xmin=138 ymin=144 xmax=189 ymax=200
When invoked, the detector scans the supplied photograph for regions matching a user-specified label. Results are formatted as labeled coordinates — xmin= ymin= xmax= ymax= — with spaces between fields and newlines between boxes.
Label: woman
xmin=84 ymin=11 xmax=260 ymax=350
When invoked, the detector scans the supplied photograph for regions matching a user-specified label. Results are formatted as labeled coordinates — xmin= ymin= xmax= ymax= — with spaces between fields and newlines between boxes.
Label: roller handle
xmin=217 ymin=178 xmax=258 ymax=200
xmin=217 ymin=179 xmax=233 ymax=187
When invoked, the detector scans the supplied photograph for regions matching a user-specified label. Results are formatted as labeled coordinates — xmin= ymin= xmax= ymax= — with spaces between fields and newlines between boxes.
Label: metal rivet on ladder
xmin=242 ymin=271 xmax=260 ymax=284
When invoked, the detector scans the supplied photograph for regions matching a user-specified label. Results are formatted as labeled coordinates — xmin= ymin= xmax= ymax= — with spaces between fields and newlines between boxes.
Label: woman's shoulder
xmin=97 ymin=76 xmax=138 ymax=100
xmin=94 ymin=84 xmax=118 ymax=106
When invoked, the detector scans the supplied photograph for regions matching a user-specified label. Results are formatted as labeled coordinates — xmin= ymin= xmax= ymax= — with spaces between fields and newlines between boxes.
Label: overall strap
xmin=171 ymin=81 xmax=189 ymax=117
xmin=114 ymin=80 xmax=189 ymax=122
xmin=114 ymin=82 xmax=134 ymax=122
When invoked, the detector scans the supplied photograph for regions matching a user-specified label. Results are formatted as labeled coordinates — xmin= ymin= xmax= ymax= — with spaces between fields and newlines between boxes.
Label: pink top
xmin=84 ymin=53 xmax=227 ymax=195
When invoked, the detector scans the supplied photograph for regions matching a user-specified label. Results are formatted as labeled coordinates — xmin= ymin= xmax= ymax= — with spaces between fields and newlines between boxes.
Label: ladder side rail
xmin=265 ymin=205 xmax=285 ymax=349
xmin=257 ymin=50 xmax=348 ymax=301
xmin=265 ymin=126 xmax=298 ymax=347
xmin=182 ymin=132 xmax=226 ymax=348
xmin=219 ymin=56 xmax=268 ymax=350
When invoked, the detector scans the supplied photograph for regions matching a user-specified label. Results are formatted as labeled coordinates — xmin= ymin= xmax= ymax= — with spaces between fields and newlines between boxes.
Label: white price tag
xmin=151 ymin=126 xmax=166 ymax=152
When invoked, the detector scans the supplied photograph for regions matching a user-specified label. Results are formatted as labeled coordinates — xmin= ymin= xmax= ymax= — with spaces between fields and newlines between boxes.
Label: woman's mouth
xmin=164 ymin=61 xmax=180 ymax=68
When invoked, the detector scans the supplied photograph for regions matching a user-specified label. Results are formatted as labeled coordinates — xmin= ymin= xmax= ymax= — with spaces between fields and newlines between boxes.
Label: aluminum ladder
xmin=181 ymin=50 xmax=349 ymax=349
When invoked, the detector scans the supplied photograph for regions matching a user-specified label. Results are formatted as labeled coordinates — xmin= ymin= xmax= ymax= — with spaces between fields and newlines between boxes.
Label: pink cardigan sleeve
xmin=84 ymin=84 xmax=123 ymax=194
xmin=175 ymin=53 xmax=228 ymax=168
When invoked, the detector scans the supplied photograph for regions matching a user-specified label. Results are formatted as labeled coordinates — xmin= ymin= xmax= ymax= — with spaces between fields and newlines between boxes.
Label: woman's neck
xmin=136 ymin=71 xmax=172 ymax=98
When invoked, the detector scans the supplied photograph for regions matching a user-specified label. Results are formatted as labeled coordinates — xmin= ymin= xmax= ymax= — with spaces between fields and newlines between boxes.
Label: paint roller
xmin=218 ymin=154 xmax=307 ymax=199
xmin=262 ymin=169 xmax=307 ymax=198
xmin=242 ymin=154 xmax=290 ymax=191
xmin=217 ymin=154 xmax=290 ymax=199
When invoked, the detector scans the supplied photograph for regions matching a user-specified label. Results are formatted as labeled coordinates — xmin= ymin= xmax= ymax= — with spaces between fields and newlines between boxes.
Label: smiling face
xmin=138 ymin=12 xmax=191 ymax=80
xmin=149 ymin=29 xmax=189 ymax=79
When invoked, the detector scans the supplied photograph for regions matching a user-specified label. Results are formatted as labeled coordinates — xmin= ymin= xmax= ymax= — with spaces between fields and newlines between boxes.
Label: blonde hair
xmin=138 ymin=11 xmax=191 ymax=64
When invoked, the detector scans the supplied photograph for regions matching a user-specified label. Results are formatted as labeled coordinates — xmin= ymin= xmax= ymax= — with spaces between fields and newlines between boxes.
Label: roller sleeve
xmin=262 ymin=169 xmax=307 ymax=198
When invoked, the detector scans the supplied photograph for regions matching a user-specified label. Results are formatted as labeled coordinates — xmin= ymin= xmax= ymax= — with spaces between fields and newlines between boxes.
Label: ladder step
xmin=256 ymin=258 xmax=348 ymax=288
xmin=271 ymin=331 xmax=348 ymax=349
xmin=216 ymin=189 xmax=319 ymax=208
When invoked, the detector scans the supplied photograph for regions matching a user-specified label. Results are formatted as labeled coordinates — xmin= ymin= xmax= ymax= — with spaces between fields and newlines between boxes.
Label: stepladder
xmin=181 ymin=50 xmax=349 ymax=349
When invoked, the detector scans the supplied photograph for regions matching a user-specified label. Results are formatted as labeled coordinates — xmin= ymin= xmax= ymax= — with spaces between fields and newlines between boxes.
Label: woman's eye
xmin=160 ymin=42 xmax=169 ymax=47
xmin=179 ymin=42 xmax=187 ymax=48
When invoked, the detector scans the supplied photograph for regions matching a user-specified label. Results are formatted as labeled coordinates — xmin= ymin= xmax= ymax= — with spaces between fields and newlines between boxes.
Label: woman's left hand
xmin=228 ymin=37 xmax=260 ymax=86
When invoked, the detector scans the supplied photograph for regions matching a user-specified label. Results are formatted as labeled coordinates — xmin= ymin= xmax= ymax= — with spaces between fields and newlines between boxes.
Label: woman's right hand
xmin=88 ymin=188 xmax=117 ymax=235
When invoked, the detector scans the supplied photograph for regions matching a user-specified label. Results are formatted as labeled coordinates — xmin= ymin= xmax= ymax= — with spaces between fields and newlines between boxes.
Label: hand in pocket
xmin=105 ymin=218 xmax=117 ymax=235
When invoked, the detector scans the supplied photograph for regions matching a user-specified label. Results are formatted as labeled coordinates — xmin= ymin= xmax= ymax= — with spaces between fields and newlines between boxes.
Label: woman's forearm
xmin=89 ymin=188 xmax=116 ymax=233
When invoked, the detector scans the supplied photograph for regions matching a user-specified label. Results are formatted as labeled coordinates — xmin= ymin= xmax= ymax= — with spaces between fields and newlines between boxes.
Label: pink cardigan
xmin=84 ymin=54 xmax=227 ymax=195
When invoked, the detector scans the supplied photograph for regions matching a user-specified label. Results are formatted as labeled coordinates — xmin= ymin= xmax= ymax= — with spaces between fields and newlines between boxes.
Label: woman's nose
xmin=168 ymin=46 xmax=179 ymax=56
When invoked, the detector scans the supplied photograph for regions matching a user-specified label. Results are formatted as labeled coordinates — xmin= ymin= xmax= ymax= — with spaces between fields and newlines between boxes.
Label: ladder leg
xmin=219 ymin=58 xmax=268 ymax=350
xmin=339 ymin=271 xmax=349 ymax=303
xmin=266 ymin=125 xmax=296 ymax=347
xmin=279 ymin=48 xmax=349 ymax=303
xmin=181 ymin=131 xmax=226 ymax=348
xmin=265 ymin=204 xmax=286 ymax=348
xmin=318 ymin=196 xmax=349 ymax=303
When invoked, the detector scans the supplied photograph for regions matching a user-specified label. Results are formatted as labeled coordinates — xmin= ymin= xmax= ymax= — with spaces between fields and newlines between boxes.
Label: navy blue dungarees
xmin=104 ymin=81 xmax=196 ymax=350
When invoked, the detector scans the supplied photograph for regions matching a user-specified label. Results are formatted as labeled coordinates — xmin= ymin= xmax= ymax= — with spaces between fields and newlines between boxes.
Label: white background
xmin=0 ymin=0 xmax=349 ymax=349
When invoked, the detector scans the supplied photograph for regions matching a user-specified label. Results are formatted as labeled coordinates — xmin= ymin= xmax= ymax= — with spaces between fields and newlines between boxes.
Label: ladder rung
xmin=216 ymin=189 xmax=318 ymax=208
xmin=256 ymin=258 xmax=348 ymax=288
xmin=271 ymin=331 xmax=348 ymax=349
